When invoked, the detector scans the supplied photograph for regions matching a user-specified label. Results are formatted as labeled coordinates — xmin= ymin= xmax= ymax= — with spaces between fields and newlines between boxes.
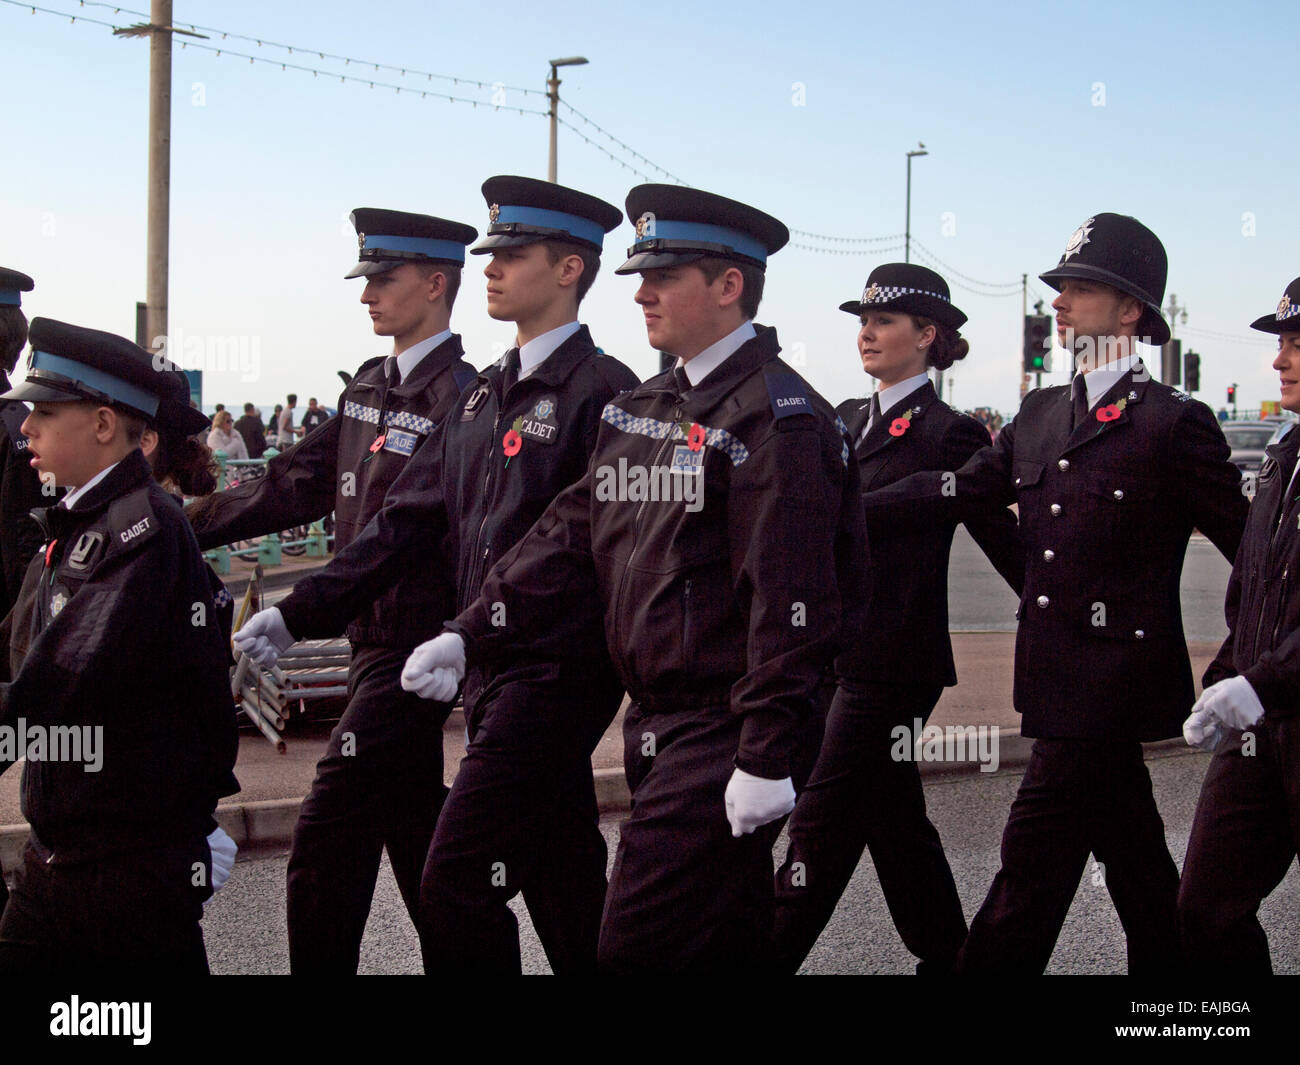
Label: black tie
xmin=673 ymin=365 xmax=692 ymax=397
xmin=867 ymin=393 xmax=883 ymax=436
xmin=501 ymin=347 xmax=520 ymax=394
xmin=1070 ymin=374 xmax=1089 ymax=430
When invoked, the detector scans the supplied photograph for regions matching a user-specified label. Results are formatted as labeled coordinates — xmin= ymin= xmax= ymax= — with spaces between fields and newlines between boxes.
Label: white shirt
xmin=677 ymin=320 xmax=757 ymax=386
xmin=860 ymin=372 xmax=931 ymax=443
xmin=1081 ymin=353 xmax=1143 ymax=409
xmin=517 ymin=321 xmax=581 ymax=379
xmin=392 ymin=328 xmax=452 ymax=384
xmin=61 ymin=461 xmax=120 ymax=510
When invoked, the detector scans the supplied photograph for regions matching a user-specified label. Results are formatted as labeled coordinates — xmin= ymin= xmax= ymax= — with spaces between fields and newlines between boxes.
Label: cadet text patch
xmin=766 ymin=372 xmax=812 ymax=420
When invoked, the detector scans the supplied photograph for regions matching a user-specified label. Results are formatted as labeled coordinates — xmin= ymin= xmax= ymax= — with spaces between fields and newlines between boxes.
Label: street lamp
xmin=905 ymin=143 xmax=928 ymax=264
xmin=547 ymin=56 xmax=588 ymax=183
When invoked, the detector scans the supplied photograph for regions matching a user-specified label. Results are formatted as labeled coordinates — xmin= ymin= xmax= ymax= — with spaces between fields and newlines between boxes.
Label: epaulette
xmin=764 ymin=369 xmax=815 ymax=421
xmin=0 ymin=401 xmax=29 ymax=454
xmin=104 ymin=484 xmax=162 ymax=559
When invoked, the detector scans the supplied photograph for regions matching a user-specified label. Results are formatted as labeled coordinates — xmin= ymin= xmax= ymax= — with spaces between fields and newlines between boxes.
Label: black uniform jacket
xmin=836 ymin=381 xmax=1024 ymax=687
xmin=452 ymin=326 xmax=871 ymax=780
xmin=0 ymin=450 xmax=239 ymax=863
xmin=276 ymin=325 xmax=638 ymax=709
xmin=0 ymin=382 xmax=52 ymax=613
xmin=1204 ymin=423 xmax=1300 ymax=718
xmin=863 ymin=363 xmax=1246 ymax=741
xmin=186 ymin=335 xmax=477 ymax=648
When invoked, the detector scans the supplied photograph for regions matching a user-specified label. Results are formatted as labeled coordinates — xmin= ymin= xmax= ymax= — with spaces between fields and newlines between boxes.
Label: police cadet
xmin=189 ymin=209 xmax=479 ymax=973
xmin=251 ymin=176 xmax=637 ymax=974
xmin=406 ymin=184 xmax=868 ymax=972
xmin=0 ymin=319 xmax=238 ymax=974
xmin=1179 ymin=277 xmax=1300 ymax=974
xmin=772 ymin=263 xmax=1024 ymax=975
xmin=0 ymin=269 xmax=52 ymax=616
xmin=862 ymin=213 xmax=1247 ymax=974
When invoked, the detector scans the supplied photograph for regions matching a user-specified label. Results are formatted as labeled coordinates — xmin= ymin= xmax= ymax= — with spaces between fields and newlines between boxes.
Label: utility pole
xmin=546 ymin=56 xmax=588 ymax=183
xmin=904 ymin=143 xmax=927 ymax=265
xmin=1161 ymin=292 xmax=1188 ymax=386
xmin=115 ymin=4 xmax=205 ymax=353
xmin=1020 ymin=273 xmax=1029 ymax=402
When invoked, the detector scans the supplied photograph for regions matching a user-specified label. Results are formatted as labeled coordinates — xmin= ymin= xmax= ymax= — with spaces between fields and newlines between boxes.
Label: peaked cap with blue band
xmin=1251 ymin=277 xmax=1300 ymax=335
xmin=838 ymin=262 xmax=967 ymax=330
xmin=346 ymin=208 xmax=479 ymax=279
xmin=0 ymin=267 xmax=34 ymax=308
xmin=0 ymin=318 xmax=206 ymax=433
xmin=472 ymin=175 xmax=622 ymax=255
xmin=615 ymin=184 xmax=789 ymax=275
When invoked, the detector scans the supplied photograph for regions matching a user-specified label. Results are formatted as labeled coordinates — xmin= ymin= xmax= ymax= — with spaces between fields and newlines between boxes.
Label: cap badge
xmin=50 ymin=591 xmax=67 ymax=618
xmin=1279 ymin=294 xmax=1291 ymax=319
xmin=357 ymin=232 xmax=366 ymax=251
xmin=1061 ymin=218 xmax=1095 ymax=262
xmin=635 ymin=213 xmax=655 ymax=240
xmin=489 ymin=203 xmax=500 ymax=223
xmin=863 ymin=283 xmax=880 ymax=303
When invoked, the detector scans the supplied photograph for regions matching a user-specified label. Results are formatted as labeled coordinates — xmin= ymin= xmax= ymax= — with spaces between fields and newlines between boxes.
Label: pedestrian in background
xmin=207 ymin=409 xmax=249 ymax=461
xmin=234 ymin=402 xmax=267 ymax=459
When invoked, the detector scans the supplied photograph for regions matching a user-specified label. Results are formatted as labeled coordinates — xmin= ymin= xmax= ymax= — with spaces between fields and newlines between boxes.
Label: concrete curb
xmin=0 ymin=733 xmax=1201 ymax=857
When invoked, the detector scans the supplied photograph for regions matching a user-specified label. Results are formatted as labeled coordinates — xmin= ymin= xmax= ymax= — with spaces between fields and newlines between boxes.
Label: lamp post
xmin=904 ymin=143 xmax=927 ymax=264
xmin=547 ymin=56 xmax=588 ymax=183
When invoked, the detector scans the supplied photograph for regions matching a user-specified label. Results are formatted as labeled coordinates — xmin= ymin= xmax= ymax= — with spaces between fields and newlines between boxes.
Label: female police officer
xmin=772 ymin=263 xmax=1023 ymax=974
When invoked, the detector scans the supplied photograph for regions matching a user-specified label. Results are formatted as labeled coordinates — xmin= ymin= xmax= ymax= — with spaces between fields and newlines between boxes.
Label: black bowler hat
xmin=1039 ymin=213 xmax=1170 ymax=345
xmin=346 ymin=208 xmax=478 ymax=279
xmin=1 ymin=318 xmax=192 ymax=428
xmin=155 ymin=368 xmax=211 ymax=436
xmin=471 ymin=176 xmax=622 ymax=255
xmin=838 ymin=263 xmax=967 ymax=330
xmin=615 ymin=185 xmax=789 ymax=275
xmin=1250 ymin=278 xmax=1300 ymax=335
xmin=0 ymin=267 xmax=34 ymax=308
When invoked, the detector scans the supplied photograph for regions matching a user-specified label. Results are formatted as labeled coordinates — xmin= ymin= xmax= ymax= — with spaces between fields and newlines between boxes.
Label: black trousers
xmin=773 ymin=680 xmax=966 ymax=973
xmin=1178 ymin=716 xmax=1300 ymax=974
xmin=956 ymin=737 xmax=1181 ymax=975
xmin=286 ymin=642 xmax=451 ymax=974
xmin=596 ymin=702 xmax=799 ymax=974
xmin=418 ymin=664 xmax=619 ymax=975
xmin=0 ymin=836 xmax=210 ymax=975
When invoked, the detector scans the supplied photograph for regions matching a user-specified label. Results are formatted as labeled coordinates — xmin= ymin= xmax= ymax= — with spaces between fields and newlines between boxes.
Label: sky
xmin=1 ymin=0 xmax=1295 ymax=417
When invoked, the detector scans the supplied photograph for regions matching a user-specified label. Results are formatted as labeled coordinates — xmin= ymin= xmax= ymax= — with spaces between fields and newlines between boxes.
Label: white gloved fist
xmin=401 ymin=632 xmax=465 ymax=703
xmin=232 ymin=606 xmax=295 ymax=666
xmin=205 ymin=825 xmax=238 ymax=901
xmin=724 ymin=768 xmax=795 ymax=838
xmin=1182 ymin=705 xmax=1223 ymax=751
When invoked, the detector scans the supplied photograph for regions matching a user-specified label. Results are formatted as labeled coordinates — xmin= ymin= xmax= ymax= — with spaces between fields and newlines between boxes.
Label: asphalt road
xmin=203 ymin=744 xmax=1298 ymax=975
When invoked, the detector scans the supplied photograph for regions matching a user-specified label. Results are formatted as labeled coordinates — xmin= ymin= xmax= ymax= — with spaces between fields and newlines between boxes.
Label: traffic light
xmin=1227 ymin=384 xmax=1237 ymax=406
xmin=1023 ymin=314 xmax=1051 ymax=373
xmin=1183 ymin=349 xmax=1200 ymax=392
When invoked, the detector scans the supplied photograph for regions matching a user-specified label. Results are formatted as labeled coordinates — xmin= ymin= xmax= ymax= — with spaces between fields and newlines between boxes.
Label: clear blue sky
xmin=2 ymin=0 xmax=1294 ymax=416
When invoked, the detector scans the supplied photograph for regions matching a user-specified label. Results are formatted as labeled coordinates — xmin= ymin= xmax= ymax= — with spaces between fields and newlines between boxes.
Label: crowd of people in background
xmin=200 ymin=393 xmax=333 ymax=462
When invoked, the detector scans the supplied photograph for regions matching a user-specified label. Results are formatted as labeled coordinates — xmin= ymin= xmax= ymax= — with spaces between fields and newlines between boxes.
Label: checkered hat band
xmin=343 ymin=401 xmax=435 ymax=437
xmin=863 ymin=285 xmax=949 ymax=304
xmin=600 ymin=403 xmax=750 ymax=467
xmin=834 ymin=415 xmax=850 ymax=467
xmin=1279 ymin=302 xmax=1300 ymax=322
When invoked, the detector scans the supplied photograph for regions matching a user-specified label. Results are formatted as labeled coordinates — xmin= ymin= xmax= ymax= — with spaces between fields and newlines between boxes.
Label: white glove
xmin=206 ymin=825 xmax=238 ymax=899
xmin=232 ymin=606 xmax=295 ymax=666
xmin=724 ymin=768 xmax=795 ymax=838
xmin=1183 ymin=676 xmax=1266 ymax=750
xmin=401 ymin=632 xmax=465 ymax=703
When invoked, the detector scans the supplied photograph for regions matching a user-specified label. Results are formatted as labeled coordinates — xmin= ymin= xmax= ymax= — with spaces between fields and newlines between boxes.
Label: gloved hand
xmin=1183 ymin=675 xmax=1266 ymax=750
xmin=206 ymin=825 xmax=238 ymax=900
xmin=233 ymin=606 xmax=295 ymax=666
xmin=724 ymin=768 xmax=795 ymax=838
xmin=401 ymin=632 xmax=465 ymax=702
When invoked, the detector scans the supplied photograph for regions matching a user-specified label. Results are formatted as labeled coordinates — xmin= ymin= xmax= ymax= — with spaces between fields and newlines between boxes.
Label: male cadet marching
xmin=863 ymin=213 xmax=1247 ymax=973
xmin=239 ymin=177 xmax=638 ymax=974
xmin=404 ymin=185 xmax=868 ymax=973
xmin=0 ymin=320 xmax=237 ymax=973
xmin=1179 ymin=278 xmax=1300 ymax=974
xmin=188 ymin=209 xmax=479 ymax=973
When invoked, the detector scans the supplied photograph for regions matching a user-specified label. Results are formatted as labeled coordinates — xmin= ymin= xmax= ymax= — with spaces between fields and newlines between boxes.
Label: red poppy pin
xmin=369 ymin=433 xmax=387 ymax=453
xmin=687 ymin=423 xmax=706 ymax=452
xmin=888 ymin=406 xmax=921 ymax=437
xmin=1095 ymin=397 xmax=1128 ymax=423
xmin=502 ymin=417 xmax=524 ymax=466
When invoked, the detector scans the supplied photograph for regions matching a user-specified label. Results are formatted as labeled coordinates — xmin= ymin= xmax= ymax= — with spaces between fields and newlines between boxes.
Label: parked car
xmin=1224 ymin=419 xmax=1287 ymax=499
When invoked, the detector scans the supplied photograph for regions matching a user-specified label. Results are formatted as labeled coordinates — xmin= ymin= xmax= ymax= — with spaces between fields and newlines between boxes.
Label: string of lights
xmin=1181 ymin=325 xmax=1273 ymax=347
xmin=558 ymin=102 xmax=687 ymax=184
xmin=908 ymin=238 xmax=1022 ymax=290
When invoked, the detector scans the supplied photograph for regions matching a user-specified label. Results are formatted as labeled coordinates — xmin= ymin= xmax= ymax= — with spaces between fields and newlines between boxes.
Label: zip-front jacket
xmin=863 ymin=363 xmax=1247 ymax=741
xmin=1204 ymin=423 xmax=1300 ymax=716
xmin=0 ymin=450 xmax=239 ymax=863
xmin=836 ymin=380 xmax=1024 ymax=687
xmin=275 ymin=325 xmax=639 ymax=708
xmin=186 ymin=335 xmax=477 ymax=648
xmin=452 ymin=326 xmax=870 ymax=780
